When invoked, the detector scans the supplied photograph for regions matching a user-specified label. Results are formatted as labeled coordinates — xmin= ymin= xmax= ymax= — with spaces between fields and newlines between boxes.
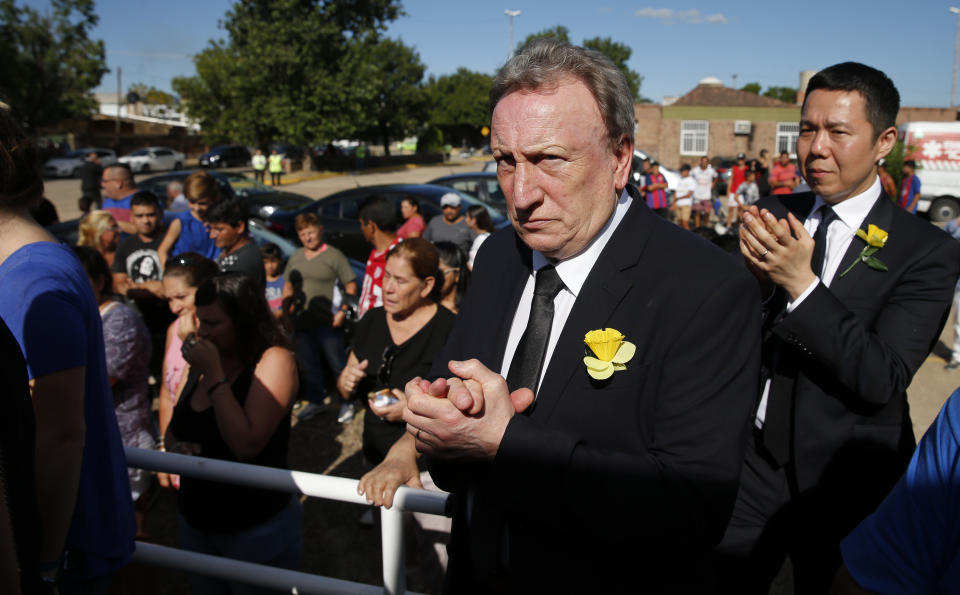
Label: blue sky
xmin=30 ymin=0 xmax=958 ymax=107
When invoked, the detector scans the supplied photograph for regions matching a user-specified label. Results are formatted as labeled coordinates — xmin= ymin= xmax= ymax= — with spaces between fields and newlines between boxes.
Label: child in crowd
xmin=736 ymin=170 xmax=760 ymax=210
xmin=672 ymin=164 xmax=695 ymax=230
xmin=157 ymin=170 xmax=221 ymax=266
xmin=262 ymin=242 xmax=285 ymax=317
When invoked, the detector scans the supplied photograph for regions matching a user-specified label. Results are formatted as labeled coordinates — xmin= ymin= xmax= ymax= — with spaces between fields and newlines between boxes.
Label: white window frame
xmin=776 ymin=122 xmax=800 ymax=158
xmin=680 ymin=120 xmax=709 ymax=156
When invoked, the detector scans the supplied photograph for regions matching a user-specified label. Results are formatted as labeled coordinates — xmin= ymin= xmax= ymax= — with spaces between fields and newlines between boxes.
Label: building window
xmin=680 ymin=120 xmax=709 ymax=156
xmin=776 ymin=122 xmax=800 ymax=158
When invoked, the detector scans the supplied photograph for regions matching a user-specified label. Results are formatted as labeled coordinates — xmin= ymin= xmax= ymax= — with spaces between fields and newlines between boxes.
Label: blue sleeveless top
xmin=171 ymin=210 xmax=219 ymax=260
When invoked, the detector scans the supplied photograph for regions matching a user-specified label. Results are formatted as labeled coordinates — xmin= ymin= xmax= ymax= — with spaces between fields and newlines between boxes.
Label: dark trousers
xmin=254 ymin=168 xmax=265 ymax=183
xmin=271 ymin=171 xmax=281 ymax=185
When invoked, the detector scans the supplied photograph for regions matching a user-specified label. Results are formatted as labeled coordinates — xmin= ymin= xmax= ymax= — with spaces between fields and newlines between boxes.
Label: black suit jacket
xmin=428 ymin=193 xmax=762 ymax=593
xmin=758 ymin=191 xmax=960 ymax=529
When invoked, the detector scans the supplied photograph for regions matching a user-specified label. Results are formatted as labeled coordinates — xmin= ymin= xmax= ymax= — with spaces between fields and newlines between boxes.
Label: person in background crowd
xmin=877 ymin=160 xmax=897 ymax=198
xmin=736 ymin=169 xmax=760 ymax=211
xmin=77 ymin=209 xmax=120 ymax=268
xmin=899 ymin=159 xmax=921 ymax=214
xmin=464 ymin=204 xmax=495 ymax=269
xmin=112 ymin=190 xmax=171 ymax=381
xmin=357 ymin=196 xmax=400 ymax=320
xmin=170 ymin=272 xmax=301 ymax=595
xmin=751 ymin=149 xmax=771 ymax=197
xmin=268 ymin=149 xmax=283 ymax=186
xmin=673 ymin=164 xmax=695 ymax=230
xmin=158 ymin=170 xmax=220 ymax=264
xmin=719 ymin=61 xmax=960 ymax=595
xmin=252 ymin=149 xmax=267 ymax=184
xmin=727 ymin=153 xmax=749 ymax=227
xmin=944 ymin=214 xmax=960 ymax=371
xmin=165 ymin=180 xmax=188 ymax=213
xmin=769 ymin=150 xmax=799 ymax=195
xmin=206 ymin=197 xmax=264 ymax=287
xmin=434 ymin=241 xmax=470 ymax=315
xmin=261 ymin=243 xmax=285 ymax=317
xmin=99 ymin=164 xmax=138 ymax=235
xmin=156 ymin=253 xmax=220 ymax=491
xmin=691 ymin=155 xmax=717 ymax=228
xmin=644 ymin=160 xmax=670 ymax=218
xmin=397 ymin=196 xmax=426 ymax=239
xmin=29 ymin=197 xmax=58 ymax=227
xmin=423 ymin=192 xmax=476 ymax=255
xmin=338 ymin=239 xmax=454 ymax=470
xmin=73 ymin=246 xmax=156 ymax=534
xmin=79 ymin=152 xmax=103 ymax=209
xmin=0 ymin=102 xmax=135 ymax=593
xmin=637 ymin=157 xmax=651 ymax=200
xmin=831 ymin=387 xmax=960 ymax=595
xmin=77 ymin=195 xmax=94 ymax=216
xmin=283 ymin=213 xmax=357 ymax=422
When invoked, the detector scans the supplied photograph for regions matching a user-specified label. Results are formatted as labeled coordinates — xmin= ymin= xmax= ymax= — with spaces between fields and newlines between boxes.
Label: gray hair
xmin=490 ymin=38 xmax=635 ymax=150
xmin=166 ymin=180 xmax=184 ymax=194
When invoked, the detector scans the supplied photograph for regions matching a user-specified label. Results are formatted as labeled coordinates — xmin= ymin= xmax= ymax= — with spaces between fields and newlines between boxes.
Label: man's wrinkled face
xmin=491 ymin=77 xmax=632 ymax=260
xmin=131 ymin=204 xmax=159 ymax=236
xmin=797 ymin=89 xmax=895 ymax=204
xmin=208 ymin=221 xmax=243 ymax=250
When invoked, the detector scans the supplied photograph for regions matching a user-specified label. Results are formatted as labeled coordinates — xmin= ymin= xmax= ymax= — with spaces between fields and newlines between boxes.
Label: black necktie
xmin=763 ymin=204 xmax=839 ymax=465
xmin=506 ymin=265 xmax=565 ymax=396
xmin=810 ymin=205 xmax=838 ymax=277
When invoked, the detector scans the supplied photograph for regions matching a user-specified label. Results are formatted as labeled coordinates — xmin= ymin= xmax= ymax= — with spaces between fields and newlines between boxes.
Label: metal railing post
xmin=380 ymin=506 xmax=405 ymax=595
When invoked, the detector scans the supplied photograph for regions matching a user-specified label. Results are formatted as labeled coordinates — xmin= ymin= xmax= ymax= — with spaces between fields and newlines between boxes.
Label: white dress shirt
xmin=499 ymin=189 xmax=632 ymax=396
xmin=755 ymin=176 xmax=881 ymax=427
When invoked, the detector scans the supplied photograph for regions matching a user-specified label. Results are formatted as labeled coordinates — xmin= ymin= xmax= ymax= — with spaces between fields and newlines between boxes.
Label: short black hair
xmin=680 ymin=164 xmax=691 ymax=172
xmin=260 ymin=242 xmax=283 ymax=261
xmin=358 ymin=195 xmax=398 ymax=232
xmin=72 ymin=245 xmax=113 ymax=294
xmin=804 ymin=62 xmax=899 ymax=139
xmin=904 ymin=159 xmax=916 ymax=169
xmin=130 ymin=190 xmax=161 ymax=209
xmin=205 ymin=196 xmax=248 ymax=230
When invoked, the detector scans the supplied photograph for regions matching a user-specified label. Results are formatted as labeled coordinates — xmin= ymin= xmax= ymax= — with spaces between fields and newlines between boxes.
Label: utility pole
xmin=115 ymin=66 xmax=121 ymax=149
xmin=732 ymin=74 xmax=738 ymax=89
xmin=952 ymin=7 xmax=960 ymax=106
xmin=505 ymin=9 xmax=521 ymax=58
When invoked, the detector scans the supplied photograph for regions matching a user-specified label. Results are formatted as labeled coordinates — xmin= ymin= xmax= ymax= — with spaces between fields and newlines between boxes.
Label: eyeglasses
xmin=377 ymin=344 xmax=400 ymax=385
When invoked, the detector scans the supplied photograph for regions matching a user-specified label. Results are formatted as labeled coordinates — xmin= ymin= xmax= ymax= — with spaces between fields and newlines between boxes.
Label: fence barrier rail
xmin=124 ymin=446 xmax=449 ymax=595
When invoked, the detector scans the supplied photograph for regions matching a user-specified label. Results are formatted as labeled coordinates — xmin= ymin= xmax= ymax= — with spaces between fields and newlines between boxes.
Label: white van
xmin=899 ymin=121 xmax=960 ymax=221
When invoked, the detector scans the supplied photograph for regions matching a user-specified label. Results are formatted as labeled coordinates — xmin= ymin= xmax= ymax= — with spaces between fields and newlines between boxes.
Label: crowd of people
xmin=3 ymin=38 xmax=960 ymax=595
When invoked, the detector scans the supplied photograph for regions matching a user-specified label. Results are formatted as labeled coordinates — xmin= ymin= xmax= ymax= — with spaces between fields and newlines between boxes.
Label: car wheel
xmin=929 ymin=197 xmax=960 ymax=222
xmin=140 ymin=164 xmax=150 ymax=173
xmin=174 ymin=161 xmax=182 ymax=170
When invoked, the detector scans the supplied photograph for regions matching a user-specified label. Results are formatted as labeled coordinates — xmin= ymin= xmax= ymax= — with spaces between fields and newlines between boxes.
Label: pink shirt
xmin=163 ymin=317 xmax=188 ymax=399
xmin=770 ymin=162 xmax=798 ymax=195
xmin=397 ymin=215 xmax=426 ymax=239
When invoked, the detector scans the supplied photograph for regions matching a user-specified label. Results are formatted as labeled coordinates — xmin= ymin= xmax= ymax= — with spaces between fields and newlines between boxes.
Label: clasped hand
xmin=402 ymin=359 xmax=535 ymax=461
xmin=739 ymin=205 xmax=817 ymax=300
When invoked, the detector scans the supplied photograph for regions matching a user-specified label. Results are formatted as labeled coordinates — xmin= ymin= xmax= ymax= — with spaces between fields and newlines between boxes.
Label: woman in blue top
xmin=0 ymin=104 xmax=135 ymax=590
xmin=158 ymin=170 xmax=220 ymax=265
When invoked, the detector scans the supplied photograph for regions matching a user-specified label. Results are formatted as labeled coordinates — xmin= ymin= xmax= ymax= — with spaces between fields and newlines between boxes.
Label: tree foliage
xmin=173 ymin=0 xmax=405 ymax=149
xmin=424 ymin=68 xmax=494 ymax=147
xmin=516 ymin=26 xmax=646 ymax=101
xmin=763 ymin=86 xmax=798 ymax=104
xmin=740 ymin=82 xmax=762 ymax=95
xmin=128 ymin=83 xmax=175 ymax=105
xmin=0 ymin=0 xmax=107 ymax=130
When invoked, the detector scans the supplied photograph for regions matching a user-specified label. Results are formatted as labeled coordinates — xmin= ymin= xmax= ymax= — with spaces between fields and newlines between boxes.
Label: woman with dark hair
xmin=433 ymin=241 xmax=470 ymax=314
xmin=72 ymin=245 xmax=155 ymax=521
xmin=169 ymin=272 xmax=300 ymax=595
xmin=464 ymin=204 xmax=494 ymax=270
xmin=156 ymin=253 xmax=220 ymax=490
xmin=337 ymin=238 xmax=455 ymax=467
xmin=0 ymin=103 xmax=135 ymax=588
xmin=397 ymin=196 xmax=425 ymax=239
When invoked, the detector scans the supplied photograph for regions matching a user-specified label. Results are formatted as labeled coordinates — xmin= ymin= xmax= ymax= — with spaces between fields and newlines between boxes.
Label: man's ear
xmin=235 ymin=220 xmax=247 ymax=235
xmin=613 ymin=136 xmax=634 ymax=190
xmin=874 ymin=125 xmax=898 ymax=162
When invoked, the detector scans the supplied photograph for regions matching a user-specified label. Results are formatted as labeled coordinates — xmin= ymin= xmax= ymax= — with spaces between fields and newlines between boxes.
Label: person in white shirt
xmin=672 ymin=164 xmax=696 ymax=230
xmin=690 ymin=156 xmax=717 ymax=229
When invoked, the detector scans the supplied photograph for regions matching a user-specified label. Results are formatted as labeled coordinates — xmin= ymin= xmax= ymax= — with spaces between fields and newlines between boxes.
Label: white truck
xmin=900 ymin=121 xmax=960 ymax=221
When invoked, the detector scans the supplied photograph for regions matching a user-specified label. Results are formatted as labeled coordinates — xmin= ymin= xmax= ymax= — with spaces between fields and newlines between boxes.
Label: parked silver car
xmin=44 ymin=148 xmax=117 ymax=178
xmin=118 ymin=146 xmax=185 ymax=173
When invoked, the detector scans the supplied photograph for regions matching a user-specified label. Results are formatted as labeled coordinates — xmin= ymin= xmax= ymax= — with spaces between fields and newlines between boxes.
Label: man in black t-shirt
xmin=206 ymin=197 xmax=265 ymax=287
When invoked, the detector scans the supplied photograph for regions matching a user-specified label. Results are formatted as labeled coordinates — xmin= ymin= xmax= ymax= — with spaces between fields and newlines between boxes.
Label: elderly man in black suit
xmin=401 ymin=38 xmax=762 ymax=594
xmin=717 ymin=62 xmax=960 ymax=594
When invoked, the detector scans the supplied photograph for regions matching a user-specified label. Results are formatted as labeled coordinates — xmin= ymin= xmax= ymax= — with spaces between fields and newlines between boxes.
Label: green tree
xmin=173 ymin=0 xmax=403 ymax=155
xmin=583 ymin=36 xmax=644 ymax=101
xmin=763 ymin=86 xmax=798 ymax=104
xmin=344 ymin=36 xmax=426 ymax=155
xmin=0 ymin=0 xmax=107 ymax=131
xmin=517 ymin=25 xmax=571 ymax=51
xmin=424 ymin=68 xmax=494 ymax=147
xmin=128 ymin=83 xmax=175 ymax=105
xmin=740 ymin=82 xmax=762 ymax=95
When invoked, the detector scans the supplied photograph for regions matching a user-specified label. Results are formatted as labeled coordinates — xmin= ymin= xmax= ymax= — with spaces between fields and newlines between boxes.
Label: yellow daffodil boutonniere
xmin=839 ymin=224 xmax=888 ymax=278
xmin=583 ymin=328 xmax=636 ymax=380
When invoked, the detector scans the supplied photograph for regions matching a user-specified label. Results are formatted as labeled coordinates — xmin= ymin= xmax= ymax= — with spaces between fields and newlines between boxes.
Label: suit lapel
xmin=489 ymin=235 xmax=533 ymax=369
xmin=532 ymin=197 xmax=650 ymax=421
xmin=828 ymin=194 xmax=895 ymax=299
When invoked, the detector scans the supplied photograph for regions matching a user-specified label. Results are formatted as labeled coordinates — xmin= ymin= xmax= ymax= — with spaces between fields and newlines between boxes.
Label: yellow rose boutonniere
xmin=838 ymin=224 xmax=889 ymax=278
xmin=583 ymin=328 xmax=636 ymax=380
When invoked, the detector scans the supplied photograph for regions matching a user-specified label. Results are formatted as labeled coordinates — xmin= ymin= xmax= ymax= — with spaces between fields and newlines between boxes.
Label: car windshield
xmin=222 ymin=173 xmax=272 ymax=196
xmin=129 ymin=149 xmax=149 ymax=156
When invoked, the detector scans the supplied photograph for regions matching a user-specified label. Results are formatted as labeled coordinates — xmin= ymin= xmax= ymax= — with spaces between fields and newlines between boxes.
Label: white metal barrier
xmin=124 ymin=447 xmax=450 ymax=595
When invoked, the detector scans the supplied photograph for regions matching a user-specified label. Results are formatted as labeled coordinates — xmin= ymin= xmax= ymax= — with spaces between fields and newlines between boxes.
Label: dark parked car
xmin=264 ymin=183 xmax=509 ymax=262
xmin=199 ymin=145 xmax=251 ymax=168
xmin=428 ymin=172 xmax=505 ymax=209
xmin=137 ymin=170 xmax=313 ymax=220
